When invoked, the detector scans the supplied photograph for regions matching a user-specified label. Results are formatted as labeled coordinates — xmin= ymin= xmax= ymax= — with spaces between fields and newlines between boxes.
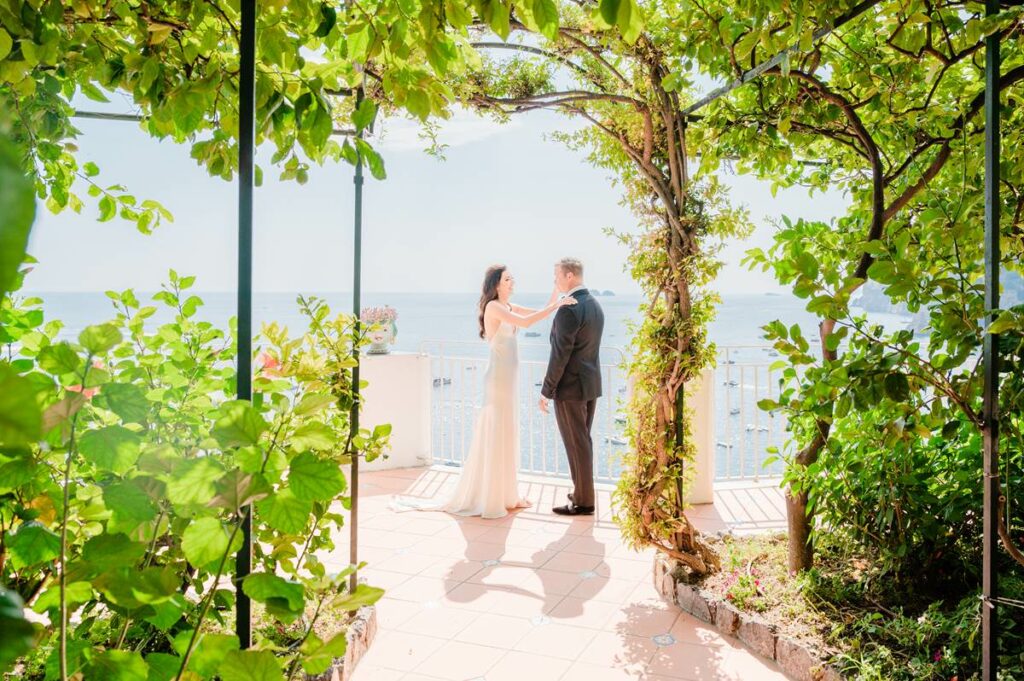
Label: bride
xmin=395 ymin=265 xmax=576 ymax=518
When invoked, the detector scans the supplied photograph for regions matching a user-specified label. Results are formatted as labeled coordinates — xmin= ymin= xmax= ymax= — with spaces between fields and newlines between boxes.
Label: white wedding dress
xmin=393 ymin=317 xmax=529 ymax=518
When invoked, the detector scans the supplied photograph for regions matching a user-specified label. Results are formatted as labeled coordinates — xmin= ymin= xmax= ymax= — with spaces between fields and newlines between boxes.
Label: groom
xmin=539 ymin=258 xmax=605 ymax=516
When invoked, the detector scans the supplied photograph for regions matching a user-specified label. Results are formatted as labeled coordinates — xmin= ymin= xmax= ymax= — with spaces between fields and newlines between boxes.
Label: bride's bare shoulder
xmin=484 ymin=300 xmax=509 ymax=315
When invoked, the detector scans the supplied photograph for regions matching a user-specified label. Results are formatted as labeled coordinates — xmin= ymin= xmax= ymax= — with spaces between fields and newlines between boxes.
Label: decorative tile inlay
xmin=652 ymin=633 xmax=677 ymax=647
xmin=530 ymin=615 xmax=552 ymax=626
xmin=482 ymin=559 xmax=501 ymax=567
xmin=579 ymin=570 xmax=599 ymax=579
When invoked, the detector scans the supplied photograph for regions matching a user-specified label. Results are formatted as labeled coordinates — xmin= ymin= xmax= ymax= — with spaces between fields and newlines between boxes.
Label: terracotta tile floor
xmin=335 ymin=467 xmax=787 ymax=681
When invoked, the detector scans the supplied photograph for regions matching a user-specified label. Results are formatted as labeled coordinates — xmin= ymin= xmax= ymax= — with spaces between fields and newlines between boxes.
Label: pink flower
xmin=258 ymin=351 xmax=282 ymax=378
xmin=92 ymin=359 xmax=105 ymax=369
xmin=67 ymin=385 xmax=99 ymax=399
xmin=933 ymin=650 xmax=943 ymax=663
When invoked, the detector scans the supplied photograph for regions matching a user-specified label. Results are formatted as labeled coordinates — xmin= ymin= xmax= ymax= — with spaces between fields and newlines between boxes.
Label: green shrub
xmin=1 ymin=271 xmax=387 ymax=679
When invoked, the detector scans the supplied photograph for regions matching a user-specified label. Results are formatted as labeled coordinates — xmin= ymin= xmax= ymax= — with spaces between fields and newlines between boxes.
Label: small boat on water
xmin=723 ymin=379 xmax=739 ymax=387
xmin=433 ymin=378 xmax=452 ymax=387
xmin=604 ymin=436 xmax=628 ymax=446
xmin=525 ymin=332 xmax=541 ymax=337
xmin=729 ymin=407 xmax=741 ymax=416
xmin=716 ymin=441 xmax=734 ymax=449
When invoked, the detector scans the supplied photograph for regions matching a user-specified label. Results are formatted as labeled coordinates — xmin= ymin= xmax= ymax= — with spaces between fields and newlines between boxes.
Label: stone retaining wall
xmin=305 ymin=604 xmax=378 ymax=681
xmin=653 ymin=556 xmax=844 ymax=681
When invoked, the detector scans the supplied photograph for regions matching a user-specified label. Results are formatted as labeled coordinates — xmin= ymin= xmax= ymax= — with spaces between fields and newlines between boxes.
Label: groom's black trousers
xmin=554 ymin=399 xmax=597 ymax=508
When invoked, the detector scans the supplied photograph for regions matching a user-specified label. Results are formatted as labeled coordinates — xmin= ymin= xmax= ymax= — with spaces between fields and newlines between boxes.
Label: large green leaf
xmin=142 ymin=596 xmax=186 ymax=631
xmin=290 ymin=422 xmax=336 ymax=450
xmin=96 ymin=383 xmax=150 ymax=423
xmin=351 ymin=98 xmax=377 ymax=132
xmin=84 ymin=650 xmax=149 ymax=681
xmin=301 ymin=630 xmax=347 ymax=675
xmin=79 ymin=323 xmax=123 ymax=354
xmin=0 ymin=364 xmax=42 ymax=445
xmin=256 ymin=487 xmax=312 ymax=534
xmin=79 ymin=425 xmax=142 ymax=475
xmin=144 ymin=653 xmax=183 ymax=681
xmin=883 ymin=373 xmax=911 ymax=402
xmin=218 ymin=650 xmax=285 ymax=681
xmin=0 ymin=140 xmax=35 ymax=300
xmin=32 ymin=581 xmax=94 ymax=615
xmin=532 ymin=0 xmax=559 ymax=39
xmin=8 ymin=521 xmax=60 ymax=570
xmin=289 ymin=451 xmax=346 ymax=502
xmin=208 ymin=469 xmax=272 ymax=511
xmin=0 ymin=29 xmax=12 ymax=63
xmin=171 ymin=632 xmax=238 ymax=678
xmin=103 ymin=480 xmax=157 ymax=534
xmin=242 ymin=573 xmax=305 ymax=624
xmin=80 ymin=533 xmax=147 ymax=573
xmin=332 ymin=583 xmax=385 ymax=611
xmin=0 ymin=458 xmax=37 ymax=495
xmin=37 ymin=342 xmax=82 ymax=375
xmin=45 ymin=639 xmax=91 ymax=679
xmin=0 ymin=587 xmax=36 ymax=672
xmin=165 ymin=457 xmax=224 ymax=507
xmin=212 ymin=400 xmax=268 ymax=447
xmin=294 ymin=393 xmax=335 ymax=416
xmin=94 ymin=567 xmax=179 ymax=608
xmin=181 ymin=517 xmax=231 ymax=568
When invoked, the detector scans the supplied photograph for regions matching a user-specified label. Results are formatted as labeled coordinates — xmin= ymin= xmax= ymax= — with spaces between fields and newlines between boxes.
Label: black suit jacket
xmin=542 ymin=289 xmax=605 ymax=402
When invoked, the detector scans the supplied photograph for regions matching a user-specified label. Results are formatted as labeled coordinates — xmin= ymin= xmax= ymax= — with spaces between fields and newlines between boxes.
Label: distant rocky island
xmin=852 ymin=270 xmax=1024 ymax=334
xmin=592 ymin=290 xmax=616 ymax=297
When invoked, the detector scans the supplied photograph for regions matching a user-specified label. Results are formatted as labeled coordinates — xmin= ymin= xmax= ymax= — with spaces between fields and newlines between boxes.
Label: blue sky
xmin=25 ymin=106 xmax=847 ymax=295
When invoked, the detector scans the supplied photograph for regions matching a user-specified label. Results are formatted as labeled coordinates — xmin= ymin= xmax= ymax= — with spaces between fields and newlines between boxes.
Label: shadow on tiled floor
xmin=332 ymin=467 xmax=787 ymax=681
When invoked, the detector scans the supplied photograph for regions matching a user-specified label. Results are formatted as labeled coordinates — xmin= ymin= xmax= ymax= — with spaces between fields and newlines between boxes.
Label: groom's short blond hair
xmin=556 ymin=258 xmax=584 ymax=278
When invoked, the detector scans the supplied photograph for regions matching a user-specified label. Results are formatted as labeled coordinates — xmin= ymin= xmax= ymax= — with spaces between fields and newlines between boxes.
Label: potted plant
xmin=361 ymin=305 xmax=398 ymax=354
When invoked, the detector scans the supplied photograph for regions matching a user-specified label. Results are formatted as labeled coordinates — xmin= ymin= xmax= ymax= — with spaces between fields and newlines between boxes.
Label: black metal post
xmin=235 ymin=0 xmax=257 ymax=650
xmin=982 ymin=0 xmax=1001 ymax=678
xmin=349 ymin=87 xmax=365 ymax=595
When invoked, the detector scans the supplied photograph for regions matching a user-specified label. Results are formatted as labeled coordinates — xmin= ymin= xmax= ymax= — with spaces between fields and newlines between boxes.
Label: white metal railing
xmin=420 ymin=340 xmax=787 ymax=484
xmin=419 ymin=340 xmax=628 ymax=483
xmin=714 ymin=345 xmax=787 ymax=481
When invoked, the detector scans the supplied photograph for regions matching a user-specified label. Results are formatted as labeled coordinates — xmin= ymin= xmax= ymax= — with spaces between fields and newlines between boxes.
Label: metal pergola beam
xmin=349 ymin=86 xmax=366 ymax=596
xmin=71 ymin=110 xmax=357 ymax=137
xmin=982 ymin=0 xmax=1002 ymax=678
xmin=235 ymin=0 xmax=256 ymax=650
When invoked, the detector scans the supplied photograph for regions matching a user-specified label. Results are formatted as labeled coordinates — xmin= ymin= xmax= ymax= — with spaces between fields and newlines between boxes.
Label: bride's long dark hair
xmin=478 ymin=265 xmax=507 ymax=339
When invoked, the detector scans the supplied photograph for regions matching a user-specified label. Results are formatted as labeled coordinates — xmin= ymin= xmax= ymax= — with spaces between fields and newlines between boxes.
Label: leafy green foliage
xmin=0 ymin=0 xmax=637 ymax=241
xmin=0 ymin=273 xmax=389 ymax=677
xmin=0 ymin=139 xmax=34 ymax=300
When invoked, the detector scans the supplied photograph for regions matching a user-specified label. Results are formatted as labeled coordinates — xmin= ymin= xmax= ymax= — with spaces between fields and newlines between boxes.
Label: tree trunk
xmin=786 ymin=488 xmax=813 ymax=573
xmin=786 ymin=319 xmax=838 ymax=573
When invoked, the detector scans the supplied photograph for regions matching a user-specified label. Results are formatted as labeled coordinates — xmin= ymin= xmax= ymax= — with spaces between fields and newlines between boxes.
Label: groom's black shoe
xmin=553 ymin=504 xmax=595 ymax=516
